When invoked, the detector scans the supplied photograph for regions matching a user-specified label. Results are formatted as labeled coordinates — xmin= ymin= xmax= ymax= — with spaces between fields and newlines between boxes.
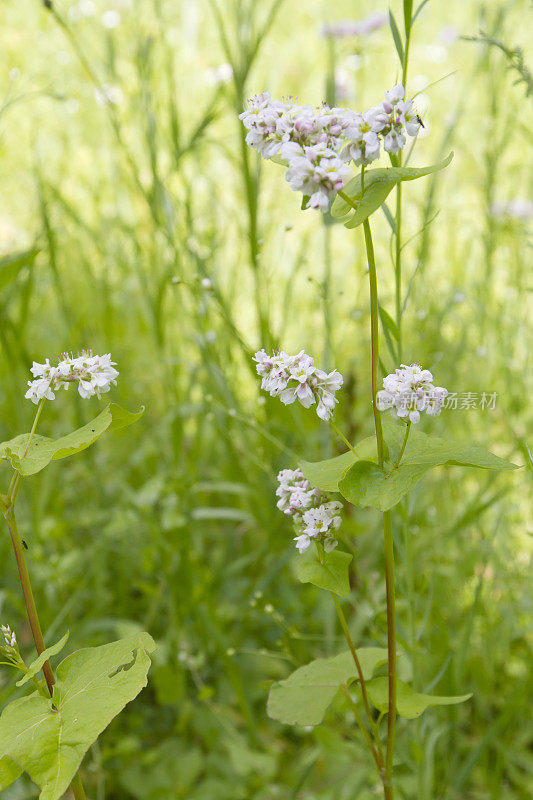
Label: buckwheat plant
xmin=241 ymin=20 xmax=518 ymax=800
xmin=0 ymin=351 xmax=153 ymax=799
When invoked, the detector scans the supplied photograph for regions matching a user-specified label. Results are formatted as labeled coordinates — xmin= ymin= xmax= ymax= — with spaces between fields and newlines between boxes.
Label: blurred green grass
xmin=0 ymin=0 xmax=532 ymax=797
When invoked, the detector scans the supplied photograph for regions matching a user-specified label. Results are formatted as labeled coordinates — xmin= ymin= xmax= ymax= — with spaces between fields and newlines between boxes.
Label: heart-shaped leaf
xmin=0 ymin=632 xmax=155 ymax=800
xmin=366 ymin=677 xmax=472 ymax=718
xmin=339 ymin=423 xmax=519 ymax=511
xmin=300 ymin=435 xmax=376 ymax=492
xmin=331 ymin=153 xmax=453 ymax=228
xmin=0 ymin=403 xmax=144 ymax=476
xmin=295 ymin=548 xmax=353 ymax=597
xmin=267 ymin=647 xmax=389 ymax=725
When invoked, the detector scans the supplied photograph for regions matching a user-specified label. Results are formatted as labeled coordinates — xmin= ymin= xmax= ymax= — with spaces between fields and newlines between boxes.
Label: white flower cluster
xmin=320 ymin=11 xmax=387 ymax=39
xmin=25 ymin=351 xmax=119 ymax=404
xmin=376 ymin=363 xmax=448 ymax=424
xmin=276 ymin=468 xmax=342 ymax=553
xmin=1 ymin=625 xmax=16 ymax=649
xmin=239 ymin=85 xmax=421 ymax=211
xmin=254 ymin=349 xmax=343 ymax=420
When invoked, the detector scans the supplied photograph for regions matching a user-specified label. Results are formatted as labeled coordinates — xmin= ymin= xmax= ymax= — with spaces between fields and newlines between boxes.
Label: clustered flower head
xmin=25 ymin=351 xmax=119 ymax=404
xmin=1 ymin=625 xmax=17 ymax=649
xmin=254 ymin=349 xmax=343 ymax=420
xmin=239 ymin=84 xmax=421 ymax=212
xmin=376 ymin=363 xmax=448 ymax=424
xmin=276 ymin=468 xmax=342 ymax=553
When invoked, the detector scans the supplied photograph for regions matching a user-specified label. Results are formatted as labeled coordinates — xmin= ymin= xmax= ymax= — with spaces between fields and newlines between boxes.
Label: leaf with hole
xmin=267 ymin=647 xmax=389 ymax=725
xmin=0 ymin=403 xmax=144 ymax=476
xmin=0 ymin=633 xmax=155 ymax=800
xmin=366 ymin=677 xmax=472 ymax=718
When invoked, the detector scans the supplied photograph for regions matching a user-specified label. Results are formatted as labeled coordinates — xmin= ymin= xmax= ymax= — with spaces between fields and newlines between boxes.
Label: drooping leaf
xmin=0 ymin=633 xmax=155 ymax=800
xmin=267 ymin=647 xmax=388 ymax=725
xmin=300 ymin=435 xmax=376 ymax=491
xmin=366 ymin=676 xmax=472 ymax=718
xmin=331 ymin=153 xmax=453 ymax=228
xmin=338 ymin=422 xmax=520 ymax=511
xmin=0 ymin=248 xmax=39 ymax=292
xmin=0 ymin=403 xmax=144 ymax=476
xmin=0 ymin=756 xmax=22 ymax=791
xmin=16 ymin=632 xmax=69 ymax=688
xmin=295 ymin=548 xmax=352 ymax=597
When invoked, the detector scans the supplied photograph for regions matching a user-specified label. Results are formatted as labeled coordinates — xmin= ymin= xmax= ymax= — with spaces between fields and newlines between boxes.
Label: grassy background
xmin=0 ymin=0 xmax=532 ymax=797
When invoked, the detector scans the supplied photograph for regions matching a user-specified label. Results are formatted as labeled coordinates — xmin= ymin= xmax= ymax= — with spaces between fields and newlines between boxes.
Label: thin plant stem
xmin=8 ymin=398 xmax=46 ymax=505
xmin=362 ymin=219 xmax=384 ymax=464
xmin=2 ymin=401 xmax=88 ymax=799
xmin=4 ymin=508 xmax=55 ymax=695
xmin=331 ymin=593 xmax=384 ymax=767
xmin=340 ymin=685 xmax=382 ymax=774
xmin=330 ymin=420 xmax=357 ymax=455
xmin=382 ymin=510 xmax=397 ymax=787
xmin=362 ymin=216 xmax=397 ymax=796
xmin=394 ymin=421 xmax=411 ymax=469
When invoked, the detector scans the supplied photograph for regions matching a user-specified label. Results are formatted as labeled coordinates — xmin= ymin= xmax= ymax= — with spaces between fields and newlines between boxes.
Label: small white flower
xmin=377 ymin=362 xmax=448 ymax=424
xmin=25 ymin=351 xmax=119 ymax=403
xmin=1 ymin=625 xmax=16 ymax=648
xmin=254 ymin=350 xmax=343 ymax=420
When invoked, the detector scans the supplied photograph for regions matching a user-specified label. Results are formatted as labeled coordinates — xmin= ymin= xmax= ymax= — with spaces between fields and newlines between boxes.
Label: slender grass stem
xmin=70 ymin=773 xmax=87 ymax=800
xmin=393 ymin=421 xmax=411 ymax=469
xmin=362 ymin=217 xmax=397 ymax=797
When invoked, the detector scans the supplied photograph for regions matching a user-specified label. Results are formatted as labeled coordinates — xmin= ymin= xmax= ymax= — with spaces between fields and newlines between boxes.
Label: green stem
xmin=383 ymin=510 xmax=397 ymax=787
xmin=362 ymin=219 xmax=384 ymax=464
xmin=340 ymin=686 xmax=383 ymax=775
xmin=394 ymin=184 xmax=403 ymax=361
xmin=330 ymin=420 xmax=357 ymax=456
xmin=331 ymin=595 xmax=381 ymax=747
xmin=7 ymin=398 xmax=46 ymax=503
xmin=362 ymin=217 xmax=397 ymax=797
xmin=4 ymin=508 xmax=55 ymax=695
xmin=393 ymin=422 xmax=411 ymax=469
xmin=3 ymin=401 xmax=88 ymax=800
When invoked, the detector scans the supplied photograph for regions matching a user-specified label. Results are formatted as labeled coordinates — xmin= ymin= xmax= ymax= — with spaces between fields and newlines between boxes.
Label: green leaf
xmin=295 ymin=548 xmax=352 ymax=597
xmin=366 ymin=677 xmax=472 ymax=719
xmin=267 ymin=647 xmax=389 ymax=725
xmin=0 ymin=755 xmax=22 ymax=791
xmin=339 ymin=422 xmax=519 ymax=511
xmin=16 ymin=632 xmax=69 ymax=687
xmin=0 ymin=633 xmax=155 ymax=800
xmin=300 ymin=451 xmax=356 ymax=492
xmin=299 ymin=435 xmax=377 ymax=492
xmin=404 ymin=0 xmax=414 ymax=37
xmin=389 ymin=10 xmax=405 ymax=66
xmin=0 ymin=248 xmax=39 ymax=292
xmin=379 ymin=305 xmax=399 ymax=341
xmin=0 ymin=403 xmax=144 ymax=476
xmin=331 ymin=153 xmax=453 ymax=228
